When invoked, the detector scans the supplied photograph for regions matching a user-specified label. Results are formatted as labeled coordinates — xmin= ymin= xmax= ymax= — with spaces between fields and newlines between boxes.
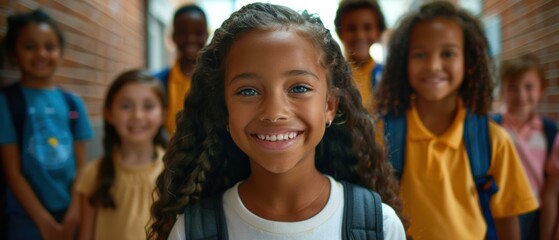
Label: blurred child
xmin=495 ymin=55 xmax=559 ymax=240
xmin=154 ymin=4 xmax=208 ymax=135
xmin=0 ymin=9 xmax=93 ymax=240
xmin=75 ymin=70 xmax=167 ymax=240
xmin=334 ymin=0 xmax=386 ymax=113
xmin=149 ymin=3 xmax=406 ymax=240
xmin=375 ymin=1 xmax=538 ymax=239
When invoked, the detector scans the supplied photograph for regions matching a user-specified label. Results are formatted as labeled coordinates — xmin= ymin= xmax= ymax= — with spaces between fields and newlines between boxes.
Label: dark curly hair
xmin=376 ymin=1 xmax=494 ymax=116
xmin=5 ymin=9 xmax=65 ymax=54
xmin=334 ymin=0 xmax=387 ymax=36
xmin=148 ymin=3 xmax=403 ymax=239
xmin=89 ymin=70 xmax=167 ymax=208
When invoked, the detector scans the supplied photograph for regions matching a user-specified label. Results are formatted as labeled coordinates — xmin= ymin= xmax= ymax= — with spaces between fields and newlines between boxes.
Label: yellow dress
xmin=75 ymin=147 xmax=165 ymax=240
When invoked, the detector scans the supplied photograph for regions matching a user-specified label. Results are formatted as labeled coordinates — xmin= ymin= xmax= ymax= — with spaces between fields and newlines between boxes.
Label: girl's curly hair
xmin=148 ymin=3 xmax=403 ymax=239
xmin=376 ymin=1 xmax=495 ymax=116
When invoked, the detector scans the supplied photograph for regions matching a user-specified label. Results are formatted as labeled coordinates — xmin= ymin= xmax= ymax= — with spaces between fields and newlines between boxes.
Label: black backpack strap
xmin=383 ymin=115 xmax=407 ymax=180
xmin=342 ymin=181 xmax=383 ymax=240
xmin=183 ymin=194 xmax=228 ymax=240
xmin=2 ymin=83 xmax=26 ymax=148
xmin=542 ymin=117 xmax=558 ymax=158
xmin=464 ymin=111 xmax=498 ymax=240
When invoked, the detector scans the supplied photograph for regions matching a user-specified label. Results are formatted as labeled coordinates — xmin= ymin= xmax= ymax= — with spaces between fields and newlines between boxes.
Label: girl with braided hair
xmin=149 ymin=3 xmax=405 ymax=239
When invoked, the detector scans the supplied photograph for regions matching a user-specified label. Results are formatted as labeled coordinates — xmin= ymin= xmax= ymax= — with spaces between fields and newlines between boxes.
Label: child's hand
xmin=62 ymin=199 xmax=81 ymax=239
xmin=38 ymin=217 xmax=64 ymax=240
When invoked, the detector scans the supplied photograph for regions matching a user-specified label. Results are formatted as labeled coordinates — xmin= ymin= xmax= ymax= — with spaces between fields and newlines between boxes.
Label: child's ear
xmin=326 ymin=94 xmax=340 ymax=122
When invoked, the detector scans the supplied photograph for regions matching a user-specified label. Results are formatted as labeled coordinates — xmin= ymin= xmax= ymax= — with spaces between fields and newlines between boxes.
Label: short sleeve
xmin=75 ymin=160 xmax=101 ymax=196
xmin=546 ymin=136 xmax=559 ymax=175
xmin=0 ymin=93 xmax=17 ymax=145
xmin=169 ymin=214 xmax=186 ymax=240
xmin=69 ymin=93 xmax=93 ymax=141
xmin=488 ymin=122 xmax=539 ymax=217
xmin=382 ymin=203 xmax=406 ymax=239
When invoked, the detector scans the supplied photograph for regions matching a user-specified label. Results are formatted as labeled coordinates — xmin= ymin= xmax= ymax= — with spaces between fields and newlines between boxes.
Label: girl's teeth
xmin=257 ymin=132 xmax=297 ymax=142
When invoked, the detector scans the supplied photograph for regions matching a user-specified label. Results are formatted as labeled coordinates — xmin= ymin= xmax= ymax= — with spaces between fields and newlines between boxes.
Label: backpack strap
xmin=383 ymin=115 xmax=407 ymax=180
xmin=153 ymin=67 xmax=171 ymax=96
xmin=2 ymin=83 xmax=26 ymax=147
xmin=341 ymin=181 xmax=384 ymax=240
xmin=464 ymin=111 xmax=498 ymax=240
xmin=183 ymin=194 xmax=228 ymax=240
xmin=542 ymin=117 xmax=558 ymax=157
xmin=490 ymin=113 xmax=503 ymax=125
xmin=370 ymin=63 xmax=383 ymax=90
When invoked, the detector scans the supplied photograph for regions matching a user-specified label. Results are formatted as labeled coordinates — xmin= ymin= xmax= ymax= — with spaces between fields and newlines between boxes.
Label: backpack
xmin=370 ymin=63 xmax=383 ymax=90
xmin=491 ymin=113 xmax=558 ymax=158
xmin=183 ymin=181 xmax=384 ymax=240
xmin=153 ymin=67 xmax=170 ymax=96
xmin=0 ymin=82 xmax=80 ymax=238
xmin=383 ymin=110 xmax=499 ymax=240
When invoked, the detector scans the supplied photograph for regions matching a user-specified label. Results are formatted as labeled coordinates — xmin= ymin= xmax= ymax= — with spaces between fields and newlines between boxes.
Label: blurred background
xmin=0 ymin=0 xmax=557 ymax=161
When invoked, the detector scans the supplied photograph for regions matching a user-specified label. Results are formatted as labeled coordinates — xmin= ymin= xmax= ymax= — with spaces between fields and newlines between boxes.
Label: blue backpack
xmin=371 ymin=64 xmax=383 ymax=90
xmin=182 ymin=181 xmax=384 ymax=240
xmin=491 ymin=113 xmax=557 ymax=158
xmin=153 ymin=67 xmax=171 ymax=96
xmin=383 ymin=111 xmax=499 ymax=240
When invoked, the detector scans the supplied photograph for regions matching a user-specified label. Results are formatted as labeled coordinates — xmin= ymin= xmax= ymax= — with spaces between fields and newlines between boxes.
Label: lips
xmin=421 ymin=77 xmax=447 ymax=86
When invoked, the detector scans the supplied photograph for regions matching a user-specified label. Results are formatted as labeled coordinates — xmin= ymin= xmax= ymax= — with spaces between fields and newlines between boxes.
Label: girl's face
xmin=15 ymin=23 xmax=61 ymax=82
xmin=408 ymin=18 xmax=465 ymax=104
xmin=339 ymin=8 xmax=381 ymax=63
xmin=224 ymin=29 xmax=338 ymax=175
xmin=173 ymin=11 xmax=208 ymax=63
xmin=503 ymin=69 xmax=543 ymax=115
xmin=105 ymin=83 xmax=164 ymax=146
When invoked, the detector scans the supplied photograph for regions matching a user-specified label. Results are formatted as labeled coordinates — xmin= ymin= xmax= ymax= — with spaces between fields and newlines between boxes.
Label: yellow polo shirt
xmin=378 ymin=101 xmax=538 ymax=239
xmin=165 ymin=62 xmax=191 ymax=135
xmin=350 ymin=59 xmax=375 ymax=114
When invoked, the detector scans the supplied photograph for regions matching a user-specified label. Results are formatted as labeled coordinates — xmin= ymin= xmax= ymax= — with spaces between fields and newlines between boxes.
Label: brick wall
xmin=0 ymin=0 xmax=146 ymax=160
xmin=484 ymin=0 xmax=559 ymax=122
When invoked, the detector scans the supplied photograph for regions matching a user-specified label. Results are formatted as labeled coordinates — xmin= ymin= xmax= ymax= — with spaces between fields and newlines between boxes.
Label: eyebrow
xmin=229 ymin=69 xmax=320 ymax=83
xmin=410 ymin=43 xmax=461 ymax=49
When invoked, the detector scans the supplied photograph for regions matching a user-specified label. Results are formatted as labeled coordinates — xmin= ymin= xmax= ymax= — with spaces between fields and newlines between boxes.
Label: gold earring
xmin=326 ymin=120 xmax=332 ymax=128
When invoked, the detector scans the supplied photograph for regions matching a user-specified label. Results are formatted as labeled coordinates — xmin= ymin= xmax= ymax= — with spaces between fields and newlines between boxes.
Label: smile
xmin=256 ymin=132 xmax=299 ymax=142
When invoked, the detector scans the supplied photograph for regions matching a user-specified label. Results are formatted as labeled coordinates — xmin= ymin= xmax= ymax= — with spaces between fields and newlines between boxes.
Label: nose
xmin=259 ymin=92 xmax=289 ymax=123
xmin=429 ymin=55 xmax=443 ymax=71
xmin=37 ymin=47 xmax=48 ymax=58
xmin=356 ymin=28 xmax=367 ymax=41
xmin=132 ymin=107 xmax=144 ymax=119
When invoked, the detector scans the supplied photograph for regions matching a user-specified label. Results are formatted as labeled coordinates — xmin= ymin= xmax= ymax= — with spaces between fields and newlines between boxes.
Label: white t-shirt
xmin=169 ymin=176 xmax=405 ymax=239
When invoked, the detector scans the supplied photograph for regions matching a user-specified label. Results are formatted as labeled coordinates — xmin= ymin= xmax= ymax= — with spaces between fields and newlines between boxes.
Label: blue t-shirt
xmin=0 ymin=86 xmax=93 ymax=215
